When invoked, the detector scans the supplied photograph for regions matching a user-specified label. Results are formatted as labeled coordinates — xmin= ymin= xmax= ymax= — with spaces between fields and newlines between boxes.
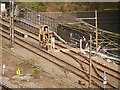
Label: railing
xmin=21 ymin=10 xmax=57 ymax=33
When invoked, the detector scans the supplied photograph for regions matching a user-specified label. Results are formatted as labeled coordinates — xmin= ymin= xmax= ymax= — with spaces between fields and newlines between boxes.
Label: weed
xmin=31 ymin=67 xmax=43 ymax=78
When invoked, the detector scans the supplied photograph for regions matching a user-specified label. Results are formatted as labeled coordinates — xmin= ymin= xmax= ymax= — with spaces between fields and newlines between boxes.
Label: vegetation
xmin=25 ymin=58 xmax=43 ymax=78
xmin=64 ymin=68 xmax=69 ymax=78
xmin=17 ymin=2 xmax=48 ymax=12
xmin=17 ymin=2 xmax=119 ymax=12
xmin=31 ymin=67 xmax=43 ymax=78
xmin=26 ymin=58 xmax=35 ymax=67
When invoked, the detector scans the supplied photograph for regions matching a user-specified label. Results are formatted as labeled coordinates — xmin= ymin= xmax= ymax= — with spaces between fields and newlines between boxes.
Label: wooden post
xmin=89 ymin=34 xmax=92 ymax=88
xmin=95 ymin=10 xmax=98 ymax=54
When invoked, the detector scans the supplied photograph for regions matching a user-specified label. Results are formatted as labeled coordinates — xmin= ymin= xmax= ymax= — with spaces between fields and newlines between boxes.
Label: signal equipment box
xmin=39 ymin=25 xmax=53 ymax=51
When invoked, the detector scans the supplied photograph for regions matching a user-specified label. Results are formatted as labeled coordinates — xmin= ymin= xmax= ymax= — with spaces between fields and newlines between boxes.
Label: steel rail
xmin=0 ymin=29 xmax=102 ymax=88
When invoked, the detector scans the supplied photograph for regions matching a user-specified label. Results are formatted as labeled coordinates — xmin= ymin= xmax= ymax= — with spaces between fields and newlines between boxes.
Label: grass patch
xmin=25 ymin=58 xmax=35 ymax=67
xmin=31 ymin=67 xmax=43 ymax=78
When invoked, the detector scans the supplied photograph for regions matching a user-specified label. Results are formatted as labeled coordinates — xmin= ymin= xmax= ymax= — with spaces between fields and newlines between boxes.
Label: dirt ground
xmin=0 ymin=36 xmax=83 ymax=88
xmin=1 ymin=32 xmax=119 ymax=89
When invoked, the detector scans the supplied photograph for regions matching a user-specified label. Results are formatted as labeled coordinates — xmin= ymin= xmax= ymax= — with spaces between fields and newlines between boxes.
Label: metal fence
xmin=21 ymin=10 xmax=57 ymax=33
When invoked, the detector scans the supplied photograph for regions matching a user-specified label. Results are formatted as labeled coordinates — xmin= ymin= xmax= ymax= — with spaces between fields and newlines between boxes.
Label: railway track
xmin=70 ymin=50 xmax=120 ymax=78
xmin=0 ymin=27 xmax=117 ymax=87
xmin=60 ymin=50 xmax=119 ymax=88
xmin=54 ymin=39 xmax=120 ymax=83
xmin=1 ymin=18 xmax=70 ymax=51
xmin=0 ymin=18 xmax=119 ymax=88
xmin=0 ymin=28 xmax=102 ymax=88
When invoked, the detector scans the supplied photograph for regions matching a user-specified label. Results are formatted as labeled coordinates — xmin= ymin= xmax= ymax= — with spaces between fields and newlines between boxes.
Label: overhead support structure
xmin=9 ymin=1 xmax=14 ymax=48
xmin=77 ymin=10 xmax=98 ymax=54
xmin=95 ymin=10 xmax=98 ymax=54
